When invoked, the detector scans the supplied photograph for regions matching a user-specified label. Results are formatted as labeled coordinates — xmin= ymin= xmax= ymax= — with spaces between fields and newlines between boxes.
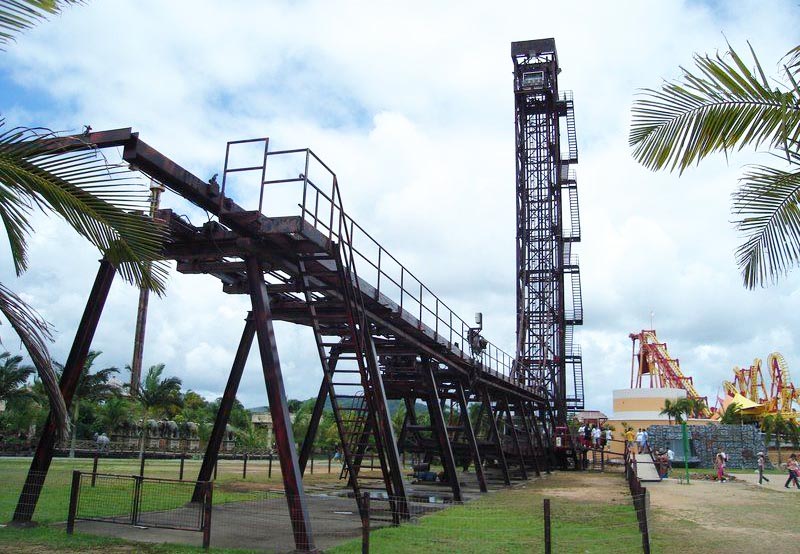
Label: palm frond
xmin=0 ymin=121 xmax=169 ymax=293
xmin=732 ymin=157 xmax=800 ymax=288
xmin=0 ymin=281 xmax=68 ymax=436
xmin=0 ymin=0 xmax=83 ymax=50
xmin=630 ymin=43 xmax=800 ymax=173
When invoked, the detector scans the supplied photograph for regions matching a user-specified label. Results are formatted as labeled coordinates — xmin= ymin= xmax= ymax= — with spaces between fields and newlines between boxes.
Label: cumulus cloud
xmin=1 ymin=0 xmax=800 ymax=413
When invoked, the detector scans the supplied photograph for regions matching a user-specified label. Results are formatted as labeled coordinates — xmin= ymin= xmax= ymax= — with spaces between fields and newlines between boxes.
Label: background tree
xmin=0 ymin=1 xmax=168 ymax=436
xmin=59 ymin=351 xmax=119 ymax=457
xmin=630 ymin=42 xmax=800 ymax=288
xmin=761 ymin=413 xmax=796 ymax=465
xmin=0 ymin=351 xmax=33 ymax=403
xmin=659 ymin=399 xmax=682 ymax=424
xmin=717 ymin=403 xmax=744 ymax=424
xmin=96 ymin=395 xmax=134 ymax=436
xmin=131 ymin=364 xmax=182 ymax=460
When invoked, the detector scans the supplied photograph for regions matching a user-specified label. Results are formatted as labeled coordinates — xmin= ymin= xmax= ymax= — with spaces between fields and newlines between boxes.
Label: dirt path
xmin=647 ymin=476 xmax=800 ymax=552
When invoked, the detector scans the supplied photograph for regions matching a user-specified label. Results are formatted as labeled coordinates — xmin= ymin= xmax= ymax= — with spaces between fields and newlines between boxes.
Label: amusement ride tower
xmin=512 ymin=39 xmax=583 ymax=428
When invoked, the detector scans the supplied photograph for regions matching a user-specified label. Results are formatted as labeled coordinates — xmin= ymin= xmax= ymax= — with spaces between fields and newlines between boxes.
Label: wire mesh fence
xmin=67 ymin=471 xmax=212 ymax=548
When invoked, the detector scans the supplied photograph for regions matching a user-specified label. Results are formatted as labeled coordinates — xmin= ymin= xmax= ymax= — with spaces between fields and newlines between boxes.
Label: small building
xmin=572 ymin=410 xmax=608 ymax=428
xmin=248 ymin=406 xmax=274 ymax=448
xmin=606 ymin=388 xmax=711 ymax=431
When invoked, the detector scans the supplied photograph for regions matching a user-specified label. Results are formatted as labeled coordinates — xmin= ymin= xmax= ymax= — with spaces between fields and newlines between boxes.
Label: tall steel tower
xmin=512 ymin=38 xmax=583 ymax=428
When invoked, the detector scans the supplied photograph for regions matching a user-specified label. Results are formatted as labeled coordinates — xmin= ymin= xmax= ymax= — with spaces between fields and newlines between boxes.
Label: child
xmin=715 ymin=452 xmax=726 ymax=482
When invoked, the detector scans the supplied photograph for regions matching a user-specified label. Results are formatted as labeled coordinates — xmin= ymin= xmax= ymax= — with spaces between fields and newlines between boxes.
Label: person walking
xmin=635 ymin=429 xmax=644 ymax=454
xmin=785 ymin=454 xmax=800 ymax=489
xmin=715 ymin=452 xmax=726 ymax=482
xmin=757 ymin=452 xmax=769 ymax=485
xmin=641 ymin=428 xmax=650 ymax=454
xmin=592 ymin=426 xmax=601 ymax=449
xmin=625 ymin=428 xmax=636 ymax=452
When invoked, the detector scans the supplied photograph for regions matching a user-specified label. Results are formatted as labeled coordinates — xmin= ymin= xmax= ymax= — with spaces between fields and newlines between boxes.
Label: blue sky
xmin=2 ymin=0 xmax=800 ymax=415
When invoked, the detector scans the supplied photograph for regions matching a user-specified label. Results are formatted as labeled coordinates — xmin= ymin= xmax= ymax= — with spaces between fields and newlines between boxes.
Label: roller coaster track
xmin=630 ymin=330 xmax=711 ymax=417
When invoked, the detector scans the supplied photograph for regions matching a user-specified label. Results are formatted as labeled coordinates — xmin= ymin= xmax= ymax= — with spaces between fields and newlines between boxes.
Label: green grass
xmin=0 ymin=458 xmax=644 ymax=554
xmin=328 ymin=478 xmax=643 ymax=554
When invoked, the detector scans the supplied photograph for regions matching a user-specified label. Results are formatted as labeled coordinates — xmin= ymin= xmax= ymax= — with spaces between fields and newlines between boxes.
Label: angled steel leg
xmin=246 ymin=257 xmax=314 ymax=551
xmin=193 ymin=313 xmax=255 ymax=501
xmin=13 ymin=260 xmax=116 ymax=524
xmin=455 ymin=381 xmax=487 ymax=492
xmin=299 ymin=349 xmax=340 ymax=474
xmin=423 ymin=360 xmax=462 ymax=502
xmin=517 ymin=400 xmax=541 ymax=477
xmin=483 ymin=388 xmax=511 ymax=486
xmin=503 ymin=396 xmax=528 ymax=480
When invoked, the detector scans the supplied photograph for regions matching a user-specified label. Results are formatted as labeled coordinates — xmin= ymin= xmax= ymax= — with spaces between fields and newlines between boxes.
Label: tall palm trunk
xmin=68 ymin=401 xmax=80 ymax=458
xmin=138 ymin=408 xmax=148 ymax=462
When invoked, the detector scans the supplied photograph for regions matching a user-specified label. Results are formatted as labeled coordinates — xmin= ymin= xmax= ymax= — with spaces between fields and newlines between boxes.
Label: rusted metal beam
xmin=483 ymin=388 xmax=511 ymax=486
xmin=192 ymin=313 xmax=255 ymax=502
xmin=13 ymin=260 xmax=117 ymax=523
xmin=245 ymin=256 xmax=314 ymax=551
xmin=298 ymin=349 xmax=341 ymax=474
xmin=517 ymin=399 xmax=541 ymax=477
xmin=503 ymin=396 xmax=527 ymax=480
xmin=422 ymin=359 xmax=462 ymax=502
xmin=455 ymin=380 xmax=487 ymax=492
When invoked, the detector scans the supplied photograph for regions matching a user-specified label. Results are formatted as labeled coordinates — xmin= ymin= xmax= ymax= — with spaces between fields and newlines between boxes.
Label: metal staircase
xmin=295 ymin=181 xmax=409 ymax=517
xmin=561 ymin=91 xmax=578 ymax=164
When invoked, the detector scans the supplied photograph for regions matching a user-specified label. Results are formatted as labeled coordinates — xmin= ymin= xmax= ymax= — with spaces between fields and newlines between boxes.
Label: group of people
xmin=577 ymin=423 xmax=612 ymax=449
xmin=623 ymin=427 xmax=650 ymax=454
xmin=654 ymin=447 xmax=675 ymax=477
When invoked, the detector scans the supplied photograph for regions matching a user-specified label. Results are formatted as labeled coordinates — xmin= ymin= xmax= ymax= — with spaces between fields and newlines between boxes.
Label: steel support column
xmin=245 ymin=256 xmax=314 ymax=551
xmin=503 ymin=396 xmax=528 ymax=480
xmin=423 ymin=360 xmax=462 ymax=502
xmin=13 ymin=260 xmax=117 ymax=523
xmin=192 ymin=313 xmax=255 ymax=501
xmin=455 ymin=381 xmax=487 ymax=493
xmin=483 ymin=389 xmax=511 ymax=486
xmin=518 ymin=400 xmax=541 ymax=477
xmin=298 ymin=348 xmax=340 ymax=474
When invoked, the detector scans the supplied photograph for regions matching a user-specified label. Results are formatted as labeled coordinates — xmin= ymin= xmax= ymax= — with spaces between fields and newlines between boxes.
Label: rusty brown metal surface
xmin=13 ymin=260 xmax=117 ymax=523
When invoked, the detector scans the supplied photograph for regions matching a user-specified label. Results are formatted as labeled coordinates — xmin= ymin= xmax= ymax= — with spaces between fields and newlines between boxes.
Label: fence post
xmin=202 ymin=481 xmax=214 ymax=550
xmin=268 ymin=454 xmax=273 ymax=479
xmin=543 ymin=498 xmax=551 ymax=554
xmin=328 ymin=455 xmax=332 ymax=474
xmin=214 ymin=459 xmax=218 ymax=481
xmin=361 ymin=491 xmax=370 ymax=554
xmin=310 ymin=453 xmax=314 ymax=475
xmin=66 ymin=470 xmax=81 ymax=535
xmin=243 ymin=453 xmax=248 ymax=479
xmin=139 ymin=452 xmax=146 ymax=477
xmin=131 ymin=475 xmax=143 ymax=526
xmin=91 ymin=453 xmax=99 ymax=487
xmin=180 ymin=454 xmax=185 ymax=481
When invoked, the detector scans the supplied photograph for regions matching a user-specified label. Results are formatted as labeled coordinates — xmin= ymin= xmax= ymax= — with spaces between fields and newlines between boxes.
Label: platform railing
xmin=237 ymin=145 xmax=517 ymax=381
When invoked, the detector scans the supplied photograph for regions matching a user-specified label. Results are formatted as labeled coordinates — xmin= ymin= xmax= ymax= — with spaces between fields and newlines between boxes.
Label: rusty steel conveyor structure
xmin=13 ymin=127 xmax=555 ymax=551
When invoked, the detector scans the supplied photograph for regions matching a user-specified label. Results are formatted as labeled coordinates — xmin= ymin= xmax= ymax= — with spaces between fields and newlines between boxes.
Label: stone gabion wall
xmin=646 ymin=424 xmax=771 ymax=469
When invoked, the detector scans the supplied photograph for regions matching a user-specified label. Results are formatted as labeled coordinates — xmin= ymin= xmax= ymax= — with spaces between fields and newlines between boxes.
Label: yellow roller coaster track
xmin=766 ymin=352 xmax=800 ymax=419
xmin=630 ymin=330 xmax=711 ymax=418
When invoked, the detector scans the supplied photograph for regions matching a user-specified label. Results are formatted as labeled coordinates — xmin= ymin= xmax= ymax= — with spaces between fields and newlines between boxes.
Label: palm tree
xmin=0 ymin=1 xmax=168 ymax=437
xmin=132 ymin=364 xmax=182 ymax=460
xmin=660 ymin=399 xmax=681 ymax=424
xmin=630 ymin=42 xmax=800 ymax=288
xmin=0 ymin=351 xmax=34 ymax=403
xmin=97 ymin=395 xmax=133 ymax=436
xmin=718 ymin=403 xmax=743 ymax=424
xmin=58 ymin=351 xmax=119 ymax=457
xmin=762 ymin=413 xmax=791 ymax=465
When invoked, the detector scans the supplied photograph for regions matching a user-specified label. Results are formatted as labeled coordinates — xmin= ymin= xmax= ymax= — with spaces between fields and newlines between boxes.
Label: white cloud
xmin=1 ymin=0 xmax=800 ymax=414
